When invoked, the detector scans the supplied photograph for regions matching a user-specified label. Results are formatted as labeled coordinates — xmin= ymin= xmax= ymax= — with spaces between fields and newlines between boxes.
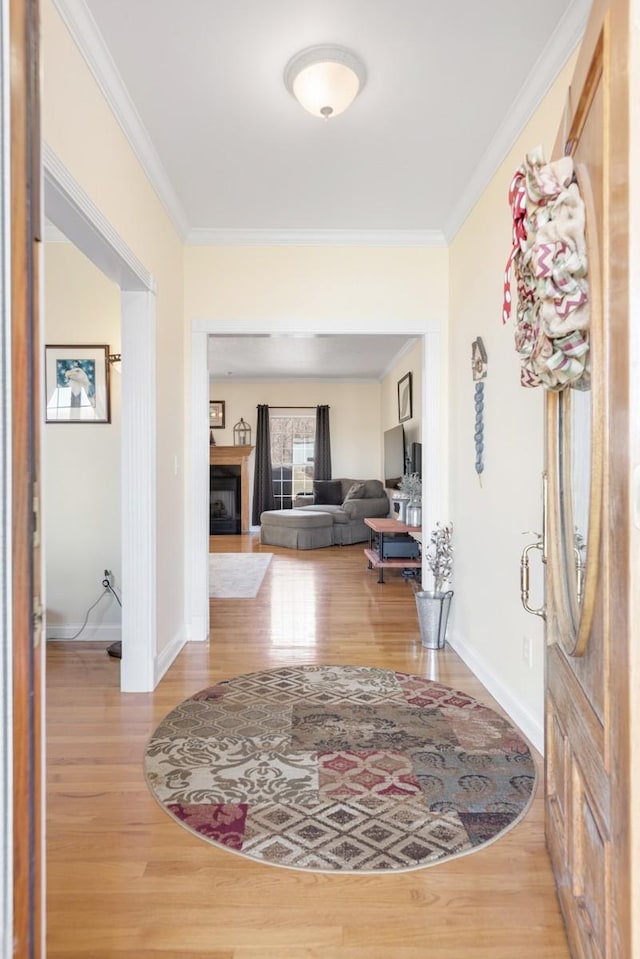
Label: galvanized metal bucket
xmin=415 ymin=590 xmax=453 ymax=649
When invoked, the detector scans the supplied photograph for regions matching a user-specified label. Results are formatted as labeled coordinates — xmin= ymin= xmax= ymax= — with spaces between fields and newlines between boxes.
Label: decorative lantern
xmin=233 ymin=418 xmax=251 ymax=446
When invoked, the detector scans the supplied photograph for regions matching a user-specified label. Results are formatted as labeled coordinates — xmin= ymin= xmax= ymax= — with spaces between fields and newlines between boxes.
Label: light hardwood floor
xmin=46 ymin=535 xmax=570 ymax=958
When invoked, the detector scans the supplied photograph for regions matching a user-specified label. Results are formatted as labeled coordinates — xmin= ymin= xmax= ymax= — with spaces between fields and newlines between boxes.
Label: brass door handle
xmin=520 ymin=472 xmax=548 ymax=620
xmin=520 ymin=538 xmax=546 ymax=619
xmin=574 ymin=544 xmax=585 ymax=606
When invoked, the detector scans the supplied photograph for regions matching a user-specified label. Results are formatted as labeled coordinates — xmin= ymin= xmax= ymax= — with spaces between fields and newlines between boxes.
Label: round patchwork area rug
xmin=144 ymin=664 xmax=537 ymax=873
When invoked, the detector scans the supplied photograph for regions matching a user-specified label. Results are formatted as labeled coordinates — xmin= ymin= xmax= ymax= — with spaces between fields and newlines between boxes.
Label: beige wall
xmin=44 ymin=243 xmax=122 ymax=638
xmin=42 ymin=0 xmax=186 ymax=656
xmin=185 ymin=245 xmax=448 ymax=333
xmin=447 ymin=55 xmax=577 ymax=742
xmin=210 ymin=379 xmax=382 ymax=479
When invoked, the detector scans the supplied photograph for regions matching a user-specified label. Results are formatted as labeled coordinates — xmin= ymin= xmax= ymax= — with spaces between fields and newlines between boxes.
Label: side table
xmin=364 ymin=517 xmax=422 ymax=584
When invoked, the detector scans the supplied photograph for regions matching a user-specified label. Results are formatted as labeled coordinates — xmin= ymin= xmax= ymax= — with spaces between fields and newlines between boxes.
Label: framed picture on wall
xmin=44 ymin=344 xmax=111 ymax=423
xmin=210 ymin=400 xmax=226 ymax=429
xmin=397 ymin=372 xmax=413 ymax=423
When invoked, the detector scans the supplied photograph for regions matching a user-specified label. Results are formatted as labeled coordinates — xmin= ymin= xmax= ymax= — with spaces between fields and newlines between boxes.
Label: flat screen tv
xmin=383 ymin=424 xmax=405 ymax=489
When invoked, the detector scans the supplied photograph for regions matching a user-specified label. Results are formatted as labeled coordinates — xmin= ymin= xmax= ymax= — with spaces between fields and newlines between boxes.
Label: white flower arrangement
xmin=426 ymin=522 xmax=453 ymax=593
xmin=398 ymin=472 xmax=422 ymax=504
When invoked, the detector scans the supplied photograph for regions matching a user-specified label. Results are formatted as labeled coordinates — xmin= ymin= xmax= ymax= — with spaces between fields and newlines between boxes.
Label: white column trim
xmin=120 ymin=291 xmax=157 ymax=691
xmin=421 ymin=330 xmax=444 ymax=589
xmin=189 ymin=331 xmax=210 ymax=642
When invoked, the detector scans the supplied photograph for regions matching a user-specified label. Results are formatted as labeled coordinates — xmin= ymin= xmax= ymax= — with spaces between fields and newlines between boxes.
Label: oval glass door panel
xmin=553 ymin=163 xmax=604 ymax=657
xmin=558 ymin=385 xmax=591 ymax=631
xmin=570 ymin=387 xmax=591 ymax=595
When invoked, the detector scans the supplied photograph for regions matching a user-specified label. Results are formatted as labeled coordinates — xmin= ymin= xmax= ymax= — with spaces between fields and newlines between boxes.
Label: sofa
xmin=291 ymin=477 xmax=390 ymax=546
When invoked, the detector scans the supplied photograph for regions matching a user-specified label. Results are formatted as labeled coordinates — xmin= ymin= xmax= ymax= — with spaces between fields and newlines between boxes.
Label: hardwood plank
xmin=46 ymin=535 xmax=569 ymax=957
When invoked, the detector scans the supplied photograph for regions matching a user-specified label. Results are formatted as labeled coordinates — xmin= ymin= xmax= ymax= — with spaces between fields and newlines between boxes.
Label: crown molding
xmin=186 ymin=228 xmax=447 ymax=248
xmin=443 ymin=0 xmax=589 ymax=242
xmin=208 ymin=375 xmax=381 ymax=384
xmin=51 ymin=0 xmax=189 ymax=239
xmin=379 ymin=337 xmax=419 ymax=381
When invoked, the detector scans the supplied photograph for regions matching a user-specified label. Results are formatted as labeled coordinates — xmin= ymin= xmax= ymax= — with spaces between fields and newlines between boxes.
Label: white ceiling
xmin=208 ymin=334 xmax=417 ymax=381
xmin=64 ymin=0 xmax=589 ymax=242
xmin=52 ymin=0 xmax=589 ymax=378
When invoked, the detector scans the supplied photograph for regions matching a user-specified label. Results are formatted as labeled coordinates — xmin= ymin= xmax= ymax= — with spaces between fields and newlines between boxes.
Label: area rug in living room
xmin=144 ymin=665 xmax=537 ymax=874
xmin=209 ymin=552 xmax=272 ymax=598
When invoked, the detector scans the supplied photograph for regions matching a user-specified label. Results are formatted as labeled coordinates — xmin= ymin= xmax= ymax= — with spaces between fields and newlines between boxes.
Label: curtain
xmin=252 ymin=404 xmax=275 ymax=524
xmin=314 ymin=405 xmax=332 ymax=480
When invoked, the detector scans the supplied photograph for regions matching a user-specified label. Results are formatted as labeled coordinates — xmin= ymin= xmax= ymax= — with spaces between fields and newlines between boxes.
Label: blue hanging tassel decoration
xmin=474 ymin=381 xmax=485 ymax=486
xmin=471 ymin=337 xmax=488 ymax=486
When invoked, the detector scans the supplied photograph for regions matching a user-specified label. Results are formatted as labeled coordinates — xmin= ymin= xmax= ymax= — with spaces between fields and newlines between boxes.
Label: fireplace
xmin=210 ymin=466 xmax=240 ymax=534
xmin=209 ymin=445 xmax=254 ymax=534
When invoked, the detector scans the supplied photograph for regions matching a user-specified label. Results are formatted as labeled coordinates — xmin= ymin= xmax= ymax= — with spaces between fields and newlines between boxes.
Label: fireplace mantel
xmin=210 ymin=445 xmax=254 ymax=533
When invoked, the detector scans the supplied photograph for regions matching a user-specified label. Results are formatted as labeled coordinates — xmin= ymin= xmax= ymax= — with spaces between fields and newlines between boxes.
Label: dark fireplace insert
xmin=210 ymin=465 xmax=241 ymax=535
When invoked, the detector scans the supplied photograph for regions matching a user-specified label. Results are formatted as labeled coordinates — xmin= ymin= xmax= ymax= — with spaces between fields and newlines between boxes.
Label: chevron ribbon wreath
xmin=503 ymin=146 xmax=590 ymax=390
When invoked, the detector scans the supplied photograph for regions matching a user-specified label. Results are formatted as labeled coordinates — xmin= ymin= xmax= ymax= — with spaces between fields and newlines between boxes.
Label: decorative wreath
xmin=502 ymin=146 xmax=590 ymax=390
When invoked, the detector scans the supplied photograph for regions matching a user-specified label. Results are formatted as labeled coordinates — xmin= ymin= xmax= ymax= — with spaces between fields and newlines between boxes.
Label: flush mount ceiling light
xmin=284 ymin=44 xmax=366 ymax=120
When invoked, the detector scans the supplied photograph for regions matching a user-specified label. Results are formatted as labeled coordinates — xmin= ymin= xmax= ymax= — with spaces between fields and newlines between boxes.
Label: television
xmin=410 ymin=441 xmax=422 ymax=478
xmin=383 ymin=424 xmax=406 ymax=489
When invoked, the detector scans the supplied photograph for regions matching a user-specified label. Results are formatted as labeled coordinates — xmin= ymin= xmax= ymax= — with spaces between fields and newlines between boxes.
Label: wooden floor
xmin=46 ymin=535 xmax=570 ymax=958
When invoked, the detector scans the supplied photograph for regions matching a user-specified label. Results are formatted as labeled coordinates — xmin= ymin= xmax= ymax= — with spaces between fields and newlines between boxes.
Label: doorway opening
xmin=190 ymin=326 xmax=445 ymax=643
xmin=43 ymin=145 xmax=158 ymax=692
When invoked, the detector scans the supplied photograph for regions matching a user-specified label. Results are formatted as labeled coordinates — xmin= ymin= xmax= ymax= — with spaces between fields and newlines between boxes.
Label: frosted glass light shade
xmin=284 ymin=45 xmax=366 ymax=119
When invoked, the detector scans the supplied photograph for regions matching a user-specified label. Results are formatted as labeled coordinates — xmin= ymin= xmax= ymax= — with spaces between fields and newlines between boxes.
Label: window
xmin=270 ymin=413 xmax=315 ymax=509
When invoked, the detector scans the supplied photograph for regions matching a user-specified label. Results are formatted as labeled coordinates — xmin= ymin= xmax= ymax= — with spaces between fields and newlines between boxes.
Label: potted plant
xmin=415 ymin=522 xmax=453 ymax=649
xmin=397 ymin=472 xmax=421 ymax=526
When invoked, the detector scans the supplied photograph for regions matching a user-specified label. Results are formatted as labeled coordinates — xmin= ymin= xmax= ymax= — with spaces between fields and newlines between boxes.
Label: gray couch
xmin=293 ymin=478 xmax=390 ymax=545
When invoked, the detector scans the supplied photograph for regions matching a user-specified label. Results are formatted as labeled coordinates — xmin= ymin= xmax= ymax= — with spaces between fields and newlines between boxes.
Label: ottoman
xmin=260 ymin=509 xmax=334 ymax=550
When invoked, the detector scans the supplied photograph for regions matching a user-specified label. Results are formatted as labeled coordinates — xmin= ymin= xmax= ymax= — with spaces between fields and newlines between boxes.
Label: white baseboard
xmin=46 ymin=623 xmax=121 ymax=642
xmin=155 ymin=626 xmax=188 ymax=685
xmin=188 ymin=614 xmax=208 ymax=643
xmin=447 ymin=629 xmax=544 ymax=755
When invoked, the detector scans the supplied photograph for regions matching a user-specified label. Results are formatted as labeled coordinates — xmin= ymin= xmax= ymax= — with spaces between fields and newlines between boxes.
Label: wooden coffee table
xmin=364 ymin=517 xmax=422 ymax=584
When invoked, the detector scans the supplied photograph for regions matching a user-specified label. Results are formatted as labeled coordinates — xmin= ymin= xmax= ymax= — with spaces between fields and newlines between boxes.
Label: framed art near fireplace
xmin=210 ymin=400 xmax=225 ymax=429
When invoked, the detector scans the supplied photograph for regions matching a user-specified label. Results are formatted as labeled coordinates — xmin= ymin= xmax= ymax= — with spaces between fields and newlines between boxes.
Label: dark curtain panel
xmin=252 ymin=404 xmax=275 ymax=524
xmin=314 ymin=405 xmax=332 ymax=480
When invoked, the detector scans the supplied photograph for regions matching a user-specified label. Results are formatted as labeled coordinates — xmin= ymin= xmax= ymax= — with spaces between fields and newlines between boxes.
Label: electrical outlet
xmin=522 ymin=635 xmax=533 ymax=668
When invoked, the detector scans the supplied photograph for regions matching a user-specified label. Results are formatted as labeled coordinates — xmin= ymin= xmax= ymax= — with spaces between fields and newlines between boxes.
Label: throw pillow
xmin=343 ymin=482 xmax=366 ymax=502
xmin=313 ymin=479 xmax=343 ymax=506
